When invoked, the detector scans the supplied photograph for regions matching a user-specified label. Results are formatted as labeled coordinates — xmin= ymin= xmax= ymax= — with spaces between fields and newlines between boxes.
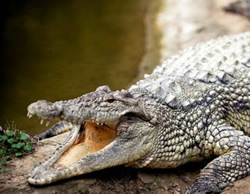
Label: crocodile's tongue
xmin=54 ymin=121 xmax=117 ymax=168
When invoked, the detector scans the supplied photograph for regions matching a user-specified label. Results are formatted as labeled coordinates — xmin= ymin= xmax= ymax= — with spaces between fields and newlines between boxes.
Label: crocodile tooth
xmin=46 ymin=121 xmax=50 ymax=127
xmin=40 ymin=119 xmax=44 ymax=125
xmin=27 ymin=112 xmax=33 ymax=118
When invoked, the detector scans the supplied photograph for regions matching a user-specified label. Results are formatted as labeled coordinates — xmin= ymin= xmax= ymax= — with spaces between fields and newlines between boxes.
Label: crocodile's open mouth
xmin=53 ymin=121 xmax=118 ymax=168
xmin=27 ymin=89 xmax=153 ymax=185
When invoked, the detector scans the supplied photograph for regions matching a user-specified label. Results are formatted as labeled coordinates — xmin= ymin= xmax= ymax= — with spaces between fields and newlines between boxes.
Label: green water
xmin=0 ymin=0 xmax=153 ymax=135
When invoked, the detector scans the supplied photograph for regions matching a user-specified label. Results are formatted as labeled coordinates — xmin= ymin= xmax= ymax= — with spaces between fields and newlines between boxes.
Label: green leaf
xmin=23 ymin=143 xmax=32 ymax=151
xmin=0 ymin=158 xmax=7 ymax=165
xmin=7 ymin=138 xmax=16 ymax=144
xmin=0 ymin=135 xmax=8 ymax=142
xmin=11 ymin=143 xmax=17 ymax=149
xmin=11 ymin=142 xmax=25 ymax=149
xmin=5 ymin=155 xmax=10 ymax=160
xmin=0 ymin=149 xmax=6 ymax=156
xmin=15 ymin=142 xmax=25 ymax=149
xmin=19 ymin=132 xmax=28 ymax=140
xmin=6 ymin=131 xmax=14 ymax=137
xmin=15 ymin=152 xmax=22 ymax=157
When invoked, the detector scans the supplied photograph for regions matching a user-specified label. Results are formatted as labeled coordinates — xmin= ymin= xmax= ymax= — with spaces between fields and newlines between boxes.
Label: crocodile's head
xmin=27 ymin=86 xmax=157 ymax=185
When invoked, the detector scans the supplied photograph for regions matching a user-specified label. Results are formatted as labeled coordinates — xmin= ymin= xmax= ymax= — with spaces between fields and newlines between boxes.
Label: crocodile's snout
xmin=27 ymin=100 xmax=63 ymax=121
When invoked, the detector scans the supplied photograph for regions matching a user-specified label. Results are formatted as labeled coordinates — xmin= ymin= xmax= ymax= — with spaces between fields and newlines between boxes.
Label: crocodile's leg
xmin=35 ymin=121 xmax=73 ymax=140
xmin=186 ymin=125 xmax=250 ymax=194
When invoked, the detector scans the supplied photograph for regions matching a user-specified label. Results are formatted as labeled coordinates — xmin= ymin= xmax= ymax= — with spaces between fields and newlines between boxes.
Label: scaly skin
xmin=27 ymin=32 xmax=250 ymax=193
xmin=225 ymin=0 xmax=250 ymax=19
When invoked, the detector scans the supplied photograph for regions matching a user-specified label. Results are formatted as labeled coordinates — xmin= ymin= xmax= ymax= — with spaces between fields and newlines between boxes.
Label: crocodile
xmin=27 ymin=32 xmax=250 ymax=193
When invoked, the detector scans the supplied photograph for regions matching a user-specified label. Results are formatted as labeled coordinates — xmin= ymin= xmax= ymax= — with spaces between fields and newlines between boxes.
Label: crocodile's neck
xmin=129 ymin=79 xmax=250 ymax=168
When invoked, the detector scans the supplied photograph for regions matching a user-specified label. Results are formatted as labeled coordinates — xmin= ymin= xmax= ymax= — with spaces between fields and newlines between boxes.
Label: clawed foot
xmin=185 ymin=179 xmax=233 ymax=194
xmin=185 ymin=182 xmax=222 ymax=194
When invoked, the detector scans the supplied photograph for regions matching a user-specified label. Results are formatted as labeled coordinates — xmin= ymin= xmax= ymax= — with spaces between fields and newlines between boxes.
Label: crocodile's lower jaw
xmin=54 ymin=121 xmax=117 ymax=168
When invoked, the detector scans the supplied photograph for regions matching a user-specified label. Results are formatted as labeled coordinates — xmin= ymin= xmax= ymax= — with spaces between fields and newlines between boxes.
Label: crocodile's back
xmin=129 ymin=32 xmax=250 ymax=109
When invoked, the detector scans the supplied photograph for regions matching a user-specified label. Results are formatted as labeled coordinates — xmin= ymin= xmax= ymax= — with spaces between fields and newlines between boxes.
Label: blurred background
xmin=0 ymin=0 xmax=160 ymax=135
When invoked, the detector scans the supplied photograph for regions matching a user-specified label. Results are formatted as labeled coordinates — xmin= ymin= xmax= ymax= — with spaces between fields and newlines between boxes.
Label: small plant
xmin=0 ymin=121 xmax=33 ymax=170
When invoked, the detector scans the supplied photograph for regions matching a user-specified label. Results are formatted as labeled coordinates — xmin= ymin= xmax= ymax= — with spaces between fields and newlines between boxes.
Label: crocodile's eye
xmin=106 ymin=99 xmax=115 ymax=103
xmin=103 ymin=94 xmax=115 ymax=103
